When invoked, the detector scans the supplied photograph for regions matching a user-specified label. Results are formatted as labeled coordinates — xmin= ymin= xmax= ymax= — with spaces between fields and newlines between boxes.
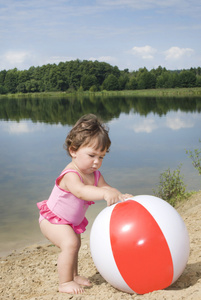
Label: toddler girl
xmin=37 ymin=114 xmax=132 ymax=294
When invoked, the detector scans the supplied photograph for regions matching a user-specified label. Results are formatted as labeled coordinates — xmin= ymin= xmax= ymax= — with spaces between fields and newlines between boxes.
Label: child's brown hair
xmin=64 ymin=114 xmax=111 ymax=156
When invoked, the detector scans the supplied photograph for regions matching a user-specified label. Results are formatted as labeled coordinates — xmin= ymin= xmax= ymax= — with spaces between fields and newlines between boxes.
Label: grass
xmin=92 ymin=87 xmax=201 ymax=97
xmin=1 ymin=87 xmax=201 ymax=99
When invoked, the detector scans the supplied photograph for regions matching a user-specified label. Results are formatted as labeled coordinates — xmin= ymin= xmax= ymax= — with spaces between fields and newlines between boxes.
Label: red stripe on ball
xmin=110 ymin=200 xmax=173 ymax=294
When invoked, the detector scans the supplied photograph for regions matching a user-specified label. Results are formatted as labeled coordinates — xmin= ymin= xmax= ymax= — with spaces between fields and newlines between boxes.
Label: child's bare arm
xmin=61 ymin=172 xmax=127 ymax=206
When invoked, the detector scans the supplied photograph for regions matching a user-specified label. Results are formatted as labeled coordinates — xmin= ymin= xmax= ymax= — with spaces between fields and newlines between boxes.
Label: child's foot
xmin=74 ymin=275 xmax=92 ymax=287
xmin=59 ymin=281 xmax=84 ymax=294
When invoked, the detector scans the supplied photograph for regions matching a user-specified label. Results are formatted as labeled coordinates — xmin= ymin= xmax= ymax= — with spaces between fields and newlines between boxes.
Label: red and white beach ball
xmin=90 ymin=195 xmax=189 ymax=294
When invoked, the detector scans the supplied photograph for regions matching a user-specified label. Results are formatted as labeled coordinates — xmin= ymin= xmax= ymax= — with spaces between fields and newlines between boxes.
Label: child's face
xmin=70 ymin=142 xmax=107 ymax=174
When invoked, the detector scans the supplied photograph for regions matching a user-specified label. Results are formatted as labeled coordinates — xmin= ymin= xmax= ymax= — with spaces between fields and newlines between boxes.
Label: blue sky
xmin=0 ymin=0 xmax=201 ymax=71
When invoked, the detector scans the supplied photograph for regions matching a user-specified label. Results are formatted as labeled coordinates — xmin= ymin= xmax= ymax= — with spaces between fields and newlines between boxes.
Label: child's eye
xmin=89 ymin=154 xmax=95 ymax=157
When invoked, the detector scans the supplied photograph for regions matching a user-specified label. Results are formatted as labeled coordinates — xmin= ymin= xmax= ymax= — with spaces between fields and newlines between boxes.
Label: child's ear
xmin=69 ymin=147 xmax=76 ymax=158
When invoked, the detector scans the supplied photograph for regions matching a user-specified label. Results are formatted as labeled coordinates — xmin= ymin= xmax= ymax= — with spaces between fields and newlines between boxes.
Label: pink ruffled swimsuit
xmin=37 ymin=169 xmax=101 ymax=234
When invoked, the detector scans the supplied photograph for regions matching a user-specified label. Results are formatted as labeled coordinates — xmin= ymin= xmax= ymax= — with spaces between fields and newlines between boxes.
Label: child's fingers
xmin=123 ymin=193 xmax=133 ymax=199
xmin=118 ymin=195 xmax=127 ymax=202
xmin=119 ymin=194 xmax=133 ymax=201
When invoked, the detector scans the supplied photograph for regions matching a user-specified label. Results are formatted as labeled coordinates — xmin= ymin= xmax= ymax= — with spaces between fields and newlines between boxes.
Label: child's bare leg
xmin=40 ymin=219 xmax=84 ymax=294
xmin=73 ymin=234 xmax=92 ymax=287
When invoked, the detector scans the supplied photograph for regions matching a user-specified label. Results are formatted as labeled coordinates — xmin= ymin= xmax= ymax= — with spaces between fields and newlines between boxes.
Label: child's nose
xmin=94 ymin=157 xmax=100 ymax=164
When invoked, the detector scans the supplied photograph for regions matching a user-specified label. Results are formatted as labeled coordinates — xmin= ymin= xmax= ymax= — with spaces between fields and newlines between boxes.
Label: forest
xmin=0 ymin=59 xmax=201 ymax=94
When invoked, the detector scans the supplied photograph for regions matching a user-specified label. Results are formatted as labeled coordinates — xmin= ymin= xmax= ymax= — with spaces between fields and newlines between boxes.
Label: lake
xmin=0 ymin=94 xmax=201 ymax=256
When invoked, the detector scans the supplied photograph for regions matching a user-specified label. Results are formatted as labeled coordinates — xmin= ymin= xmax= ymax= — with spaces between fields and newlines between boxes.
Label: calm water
xmin=0 ymin=95 xmax=201 ymax=256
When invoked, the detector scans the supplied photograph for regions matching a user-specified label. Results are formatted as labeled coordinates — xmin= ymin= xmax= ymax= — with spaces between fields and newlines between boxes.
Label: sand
xmin=1 ymin=192 xmax=201 ymax=300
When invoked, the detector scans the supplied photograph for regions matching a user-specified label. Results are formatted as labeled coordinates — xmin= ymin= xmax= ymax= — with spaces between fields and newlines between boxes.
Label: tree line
xmin=0 ymin=59 xmax=201 ymax=94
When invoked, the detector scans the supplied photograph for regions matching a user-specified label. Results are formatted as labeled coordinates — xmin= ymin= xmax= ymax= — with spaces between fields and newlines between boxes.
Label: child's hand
xmin=117 ymin=193 xmax=134 ymax=204
xmin=103 ymin=189 xmax=121 ymax=206
xmin=120 ymin=193 xmax=133 ymax=201
xmin=103 ymin=189 xmax=133 ymax=206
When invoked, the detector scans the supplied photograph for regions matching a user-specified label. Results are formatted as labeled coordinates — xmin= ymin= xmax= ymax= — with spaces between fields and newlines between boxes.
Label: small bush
xmin=186 ymin=139 xmax=201 ymax=176
xmin=153 ymin=164 xmax=187 ymax=206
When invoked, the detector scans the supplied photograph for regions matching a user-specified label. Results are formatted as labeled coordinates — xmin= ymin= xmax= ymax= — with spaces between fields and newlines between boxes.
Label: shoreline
xmin=1 ymin=87 xmax=201 ymax=99
xmin=1 ymin=193 xmax=201 ymax=299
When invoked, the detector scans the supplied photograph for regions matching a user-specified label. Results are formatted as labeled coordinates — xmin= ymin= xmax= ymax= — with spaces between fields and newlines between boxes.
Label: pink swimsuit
xmin=37 ymin=169 xmax=101 ymax=234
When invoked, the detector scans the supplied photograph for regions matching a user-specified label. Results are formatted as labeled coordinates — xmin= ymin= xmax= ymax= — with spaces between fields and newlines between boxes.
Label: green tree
xmin=179 ymin=70 xmax=196 ymax=87
xmin=156 ymin=72 xmax=174 ymax=88
xmin=102 ymin=74 xmax=119 ymax=90
xmin=25 ymin=79 xmax=39 ymax=92
xmin=118 ymin=74 xmax=129 ymax=90
xmin=47 ymin=64 xmax=58 ymax=91
xmin=126 ymin=76 xmax=138 ymax=90
xmin=0 ymin=85 xmax=7 ymax=94
xmin=90 ymin=61 xmax=117 ymax=86
xmin=57 ymin=62 xmax=69 ymax=91
xmin=18 ymin=70 xmax=30 ymax=84
xmin=137 ymin=71 xmax=156 ymax=89
xmin=81 ymin=74 xmax=97 ymax=91
xmin=0 ymin=70 xmax=7 ymax=94
xmin=196 ymin=75 xmax=201 ymax=87
xmin=0 ymin=70 xmax=7 ymax=86
xmin=151 ymin=66 xmax=167 ymax=78
xmin=171 ymin=72 xmax=180 ymax=88
xmin=4 ymin=68 xmax=18 ymax=93
xmin=17 ymin=70 xmax=30 ymax=93
xmin=32 ymin=65 xmax=46 ymax=92
xmin=66 ymin=59 xmax=82 ymax=90
xmin=112 ymin=66 xmax=121 ymax=78
xmin=197 ymin=67 xmax=201 ymax=76
xmin=17 ymin=82 xmax=27 ymax=93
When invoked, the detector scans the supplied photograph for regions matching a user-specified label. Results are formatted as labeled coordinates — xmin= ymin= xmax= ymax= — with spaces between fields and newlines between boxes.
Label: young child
xmin=37 ymin=114 xmax=132 ymax=294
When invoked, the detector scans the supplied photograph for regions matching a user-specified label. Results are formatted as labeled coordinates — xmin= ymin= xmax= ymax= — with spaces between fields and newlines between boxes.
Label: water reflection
xmin=0 ymin=95 xmax=201 ymax=124
xmin=0 ymin=95 xmax=201 ymax=256
xmin=130 ymin=111 xmax=197 ymax=133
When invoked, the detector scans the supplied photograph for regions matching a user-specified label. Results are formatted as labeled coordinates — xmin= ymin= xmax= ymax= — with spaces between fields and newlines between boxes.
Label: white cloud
xmin=132 ymin=118 xmax=158 ymax=133
xmin=0 ymin=51 xmax=75 ymax=70
xmin=130 ymin=46 xmax=157 ymax=59
xmin=166 ymin=115 xmax=194 ymax=130
xmin=2 ymin=121 xmax=43 ymax=135
xmin=89 ymin=56 xmax=116 ymax=64
xmin=4 ymin=51 xmax=31 ymax=65
xmin=131 ymin=113 xmax=196 ymax=133
xmin=44 ymin=56 xmax=76 ymax=65
xmin=164 ymin=47 xmax=194 ymax=60
xmin=1 ymin=121 xmax=62 ymax=135
xmin=4 ymin=122 xmax=35 ymax=134
xmin=0 ymin=50 xmax=35 ymax=70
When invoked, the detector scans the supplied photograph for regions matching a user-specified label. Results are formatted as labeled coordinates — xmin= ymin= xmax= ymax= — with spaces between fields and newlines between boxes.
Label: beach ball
xmin=90 ymin=195 xmax=190 ymax=294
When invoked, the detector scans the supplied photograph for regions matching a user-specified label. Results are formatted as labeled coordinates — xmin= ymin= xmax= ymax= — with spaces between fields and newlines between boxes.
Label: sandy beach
xmin=1 ymin=192 xmax=201 ymax=300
